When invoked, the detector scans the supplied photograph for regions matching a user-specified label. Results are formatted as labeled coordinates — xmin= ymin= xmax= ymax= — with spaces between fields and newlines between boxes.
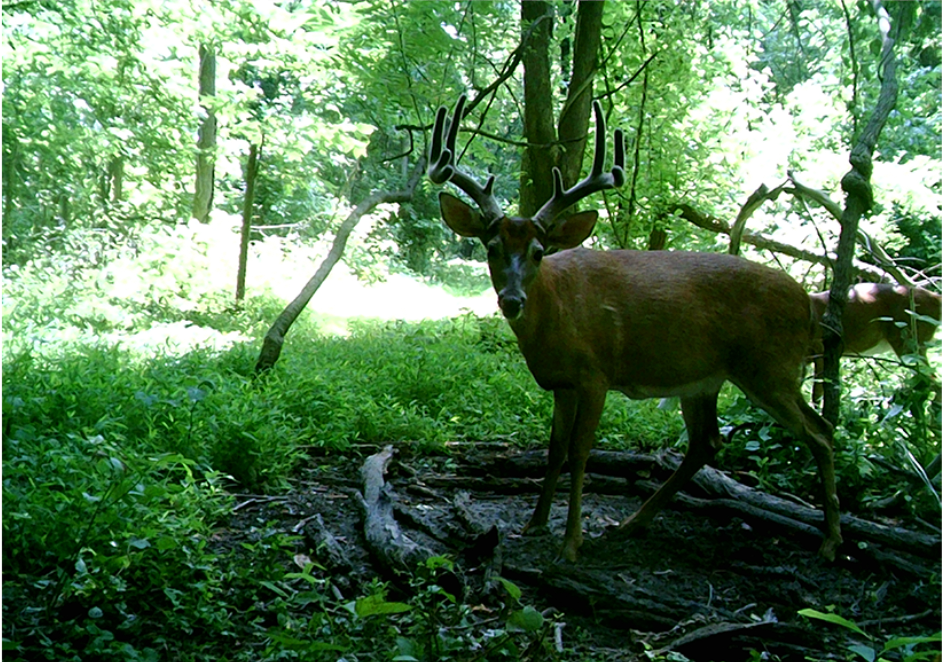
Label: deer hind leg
xmin=557 ymin=387 xmax=606 ymax=562
xmin=524 ymin=389 xmax=578 ymax=535
xmin=618 ymin=392 xmax=722 ymax=536
xmin=748 ymin=386 xmax=842 ymax=560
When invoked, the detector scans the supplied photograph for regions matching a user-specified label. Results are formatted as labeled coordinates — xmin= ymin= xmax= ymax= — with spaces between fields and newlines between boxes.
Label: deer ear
xmin=440 ymin=192 xmax=488 ymax=239
xmin=546 ymin=211 xmax=598 ymax=249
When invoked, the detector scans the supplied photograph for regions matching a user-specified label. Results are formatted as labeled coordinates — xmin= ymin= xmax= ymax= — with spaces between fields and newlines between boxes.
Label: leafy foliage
xmin=799 ymin=608 xmax=941 ymax=662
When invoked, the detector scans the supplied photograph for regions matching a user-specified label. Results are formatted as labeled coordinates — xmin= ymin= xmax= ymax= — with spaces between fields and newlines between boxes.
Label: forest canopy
xmin=4 ymin=0 xmax=939 ymax=278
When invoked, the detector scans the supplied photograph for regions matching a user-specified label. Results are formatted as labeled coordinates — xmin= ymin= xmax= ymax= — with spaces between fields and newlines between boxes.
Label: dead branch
xmin=472 ymin=448 xmax=941 ymax=559
xmin=357 ymin=445 xmax=441 ymax=576
xmin=254 ymin=158 xmax=425 ymax=373
xmin=666 ymin=202 xmax=885 ymax=281
xmin=728 ymin=182 xmax=787 ymax=256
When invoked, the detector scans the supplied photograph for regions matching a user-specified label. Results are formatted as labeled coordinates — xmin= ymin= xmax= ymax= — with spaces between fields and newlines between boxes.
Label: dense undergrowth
xmin=3 ymin=223 xmax=939 ymax=661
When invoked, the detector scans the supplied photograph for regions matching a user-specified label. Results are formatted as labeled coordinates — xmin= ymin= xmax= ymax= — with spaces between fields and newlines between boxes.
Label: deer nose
xmin=498 ymin=292 xmax=526 ymax=319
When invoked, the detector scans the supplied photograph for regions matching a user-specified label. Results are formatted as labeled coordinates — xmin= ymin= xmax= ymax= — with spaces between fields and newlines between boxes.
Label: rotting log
xmin=357 ymin=445 xmax=442 ymax=576
xmin=457 ymin=447 xmax=941 ymax=560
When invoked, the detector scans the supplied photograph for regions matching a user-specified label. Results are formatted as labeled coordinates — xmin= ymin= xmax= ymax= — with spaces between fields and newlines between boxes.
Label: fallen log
xmin=464 ymin=447 xmax=942 ymax=559
xmin=680 ymin=461 xmax=941 ymax=559
xmin=356 ymin=445 xmax=442 ymax=576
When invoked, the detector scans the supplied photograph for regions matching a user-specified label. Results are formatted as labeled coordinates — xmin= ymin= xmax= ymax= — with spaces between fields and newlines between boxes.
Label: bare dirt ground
xmin=229 ymin=443 xmax=941 ymax=661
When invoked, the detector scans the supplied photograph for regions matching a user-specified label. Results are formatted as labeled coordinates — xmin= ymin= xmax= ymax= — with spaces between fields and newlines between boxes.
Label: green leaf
xmin=128 ymin=537 xmax=150 ymax=550
xmin=355 ymin=593 xmax=412 ymax=617
xmin=267 ymin=630 xmax=347 ymax=651
xmin=496 ymin=576 xmax=522 ymax=600
xmin=847 ymin=644 xmax=876 ymax=662
xmin=797 ymin=609 xmax=869 ymax=637
xmin=507 ymin=606 xmax=544 ymax=633
xmin=155 ymin=536 xmax=176 ymax=551
xmin=423 ymin=555 xmax=454 ymax=571
xmin=393 ymin=636 xmax=420 ymax=661
xmin=881 ymin=632 xmax=942 ymax=652
xmin=260 ymin=581 xmax=290 ymax=599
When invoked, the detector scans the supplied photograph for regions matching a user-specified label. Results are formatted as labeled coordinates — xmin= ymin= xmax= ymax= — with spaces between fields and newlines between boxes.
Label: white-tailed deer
xmin=810 ymin=283 xmax=941 ymax=403
xmin=428 ymin=95 xmax=842 ymax=561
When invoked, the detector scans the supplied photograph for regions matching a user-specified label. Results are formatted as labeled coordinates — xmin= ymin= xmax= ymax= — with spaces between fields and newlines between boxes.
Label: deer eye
xmin=486 ymin=240 xmax=502 ymax=260
xmin=530 ymin=243 xmax=544 ymax=263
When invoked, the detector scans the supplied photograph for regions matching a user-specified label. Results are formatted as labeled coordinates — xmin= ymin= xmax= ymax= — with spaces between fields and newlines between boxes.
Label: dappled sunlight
xmin=301 ymin=268 xmax=495 ymax=324
xmin=206 ymin=210 xmax=496 ymax=325
xmin=2 ymin=209 xmax=496 ymax=356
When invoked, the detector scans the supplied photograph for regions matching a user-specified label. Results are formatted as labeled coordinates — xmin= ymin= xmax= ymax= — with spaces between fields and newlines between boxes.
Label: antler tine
xmin=533 ymin=100 xmax=626 ymax=230
xmin=428 ymin=105 xmax=454 ymax=185
xmin=427 ymin=94 xmax=504 ymax=224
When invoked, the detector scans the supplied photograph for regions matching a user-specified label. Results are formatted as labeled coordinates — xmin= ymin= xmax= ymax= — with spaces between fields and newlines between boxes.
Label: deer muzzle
xmin=498 ymin=291 xmax=526 ymax=319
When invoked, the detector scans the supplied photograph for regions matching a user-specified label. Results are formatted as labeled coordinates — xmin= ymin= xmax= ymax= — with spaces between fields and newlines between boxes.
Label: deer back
xmin=510 ymin=248 xmax=815 ymax=399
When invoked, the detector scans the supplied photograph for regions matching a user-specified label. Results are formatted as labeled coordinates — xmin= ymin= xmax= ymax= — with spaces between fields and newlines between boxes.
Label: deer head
xmin=429 ymin=94 xmax=626 ymax=320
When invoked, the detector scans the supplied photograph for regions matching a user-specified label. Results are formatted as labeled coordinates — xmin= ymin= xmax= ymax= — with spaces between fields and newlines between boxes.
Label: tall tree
xmin=193 ymin=43 xmax=217 ymax=222
xmin=519 ymin=0 xmax=605 ymax=217
xmin=519 ymin=1 xmax=556 ymax=216
xmin=235 ymin=141 xmax=260 ymax=303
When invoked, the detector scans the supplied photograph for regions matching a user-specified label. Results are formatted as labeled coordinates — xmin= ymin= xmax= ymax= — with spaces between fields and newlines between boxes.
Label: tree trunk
xmin=821 ymin=0 xmax=901 ymax=425
xmin=520 ymin=0 xmax=606 ymax=218
xmin=108 ymin=155 xmax=124 ymax=205
xmin=193 ymin=44 xmax=217 ymax=223
xmin=235 ymin=143 xmax=260 ymax=303
xmin=557 ymin=0 xmax=603 ymax=190
xmin=2 ymin=130 xmax=15 ymax=225
xmin=519 ymin=0 xmax=556 ymax=217
xmin=254 ymin=158 xmax=426 ymax=373
xmin=623 ymin=0 xmax=649 ymax=248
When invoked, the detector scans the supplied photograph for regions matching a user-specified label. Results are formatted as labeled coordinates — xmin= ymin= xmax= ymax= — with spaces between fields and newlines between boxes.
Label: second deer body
xmin=429 ymin=95 xmax=842 ymax=561
xmin=810 ymin=283 xmax=941 ymax=403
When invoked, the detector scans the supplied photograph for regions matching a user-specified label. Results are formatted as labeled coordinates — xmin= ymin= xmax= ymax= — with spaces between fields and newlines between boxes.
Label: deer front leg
xmin=524 ymin=389 xmax=578 ymax=535
xmin=559 ymin=387 xmax=607 ymax=562
xmin=619 ymin=393 xmax=721 ymax=535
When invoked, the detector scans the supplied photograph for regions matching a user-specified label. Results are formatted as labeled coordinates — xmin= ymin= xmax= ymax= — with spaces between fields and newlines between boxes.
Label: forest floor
xmin=226 ymin=443 xmax=941 ymax=661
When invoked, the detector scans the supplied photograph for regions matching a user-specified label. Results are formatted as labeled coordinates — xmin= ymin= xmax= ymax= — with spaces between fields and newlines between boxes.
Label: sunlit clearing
xmin=2 ymin=209 xmax=495 ymax=358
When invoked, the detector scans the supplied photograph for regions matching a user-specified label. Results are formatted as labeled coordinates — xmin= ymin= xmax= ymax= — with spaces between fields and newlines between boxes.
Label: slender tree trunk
xmin=520 ymin=0 xmax=606 ymax=218
xmin=557 ymin=0 xmax=603 ymax=189
xmin=624 ymin=0 xmax=648 ymax=248
xmin=193 ymin=44 xmax=217 ymax=222
xmin=108 ymin=156 xmax=124 ymax=205
xmin=821 ymin=0 xmax=901 ymax=425
xmin=3 ymin=132 xmax=16 ymax=223
xmin=520 ymin=0 xmax=556 ymax=217
xmin=236 ymin=143 xmax=261 ymax=303
xmin=254 ymin=158 xmax=426 ymax=374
